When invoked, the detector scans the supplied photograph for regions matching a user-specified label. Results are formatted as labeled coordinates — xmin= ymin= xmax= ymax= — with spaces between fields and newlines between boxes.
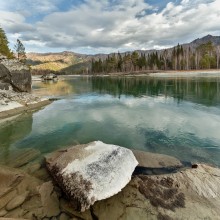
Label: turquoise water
xmin=1 ymin=75 xmax=220 ymax=166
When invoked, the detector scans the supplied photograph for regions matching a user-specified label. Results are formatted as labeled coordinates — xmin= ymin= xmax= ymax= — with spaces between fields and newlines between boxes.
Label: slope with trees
xmin=0 ymin=27 xmax=14 ymax=58
xmin=91 ymin=40 xmax=220 ymax=74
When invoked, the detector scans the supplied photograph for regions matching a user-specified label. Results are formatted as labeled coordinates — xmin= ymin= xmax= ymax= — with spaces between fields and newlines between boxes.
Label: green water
xmin=1 ymin=74 xmax=220 ymax=166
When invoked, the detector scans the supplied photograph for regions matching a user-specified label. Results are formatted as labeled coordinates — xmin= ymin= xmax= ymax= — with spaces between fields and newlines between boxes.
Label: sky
xmin=0 ymin=0 xmax=220 ymax=54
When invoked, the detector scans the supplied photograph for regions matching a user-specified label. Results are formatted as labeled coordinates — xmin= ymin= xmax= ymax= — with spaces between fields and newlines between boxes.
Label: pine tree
xmin=0 ymin=27 xmax=14 ymax=58
xmin=14 ymin=39 xmax=26 ymax=63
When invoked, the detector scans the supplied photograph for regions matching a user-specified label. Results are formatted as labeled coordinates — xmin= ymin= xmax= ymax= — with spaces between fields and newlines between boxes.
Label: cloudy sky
xmin=0 ymin=0 xmax=219 ymax=54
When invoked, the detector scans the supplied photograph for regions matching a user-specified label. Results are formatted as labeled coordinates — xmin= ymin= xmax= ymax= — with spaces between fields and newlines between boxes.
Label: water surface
xmin=1 ymin=74 xmax=220 ymax=166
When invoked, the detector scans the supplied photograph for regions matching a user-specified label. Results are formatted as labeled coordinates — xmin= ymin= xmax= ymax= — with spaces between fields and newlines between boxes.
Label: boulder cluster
xmin=0 ymin=142 xmax=220 ymax=219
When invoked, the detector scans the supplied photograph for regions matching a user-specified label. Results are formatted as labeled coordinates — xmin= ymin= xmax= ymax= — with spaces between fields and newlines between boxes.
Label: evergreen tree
xmin=14 ymin=39 xmax=26 ymax=63
xmin=0 ymin=27 xmax=13 ymax=58
xmin=131 ymin=51 xmax=139 ymax=71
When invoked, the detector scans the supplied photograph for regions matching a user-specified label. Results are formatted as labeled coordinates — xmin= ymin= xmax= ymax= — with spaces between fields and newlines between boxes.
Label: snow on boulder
xmin=46 ymin=141 xmax=138 ymax=212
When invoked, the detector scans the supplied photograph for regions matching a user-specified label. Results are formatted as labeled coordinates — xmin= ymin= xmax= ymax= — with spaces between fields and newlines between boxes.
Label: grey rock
xmin=6 ymin=191 xmax=29 ymax=211
xmin=132 ymin=149 xmax=183 ymax=168
xmin=0 ymin=82 xmax=12 ymax=91
xmin=0 ymin=57 xmax=31 ymax=92
xmin=46 ymin=141 xmax=138 ymax=212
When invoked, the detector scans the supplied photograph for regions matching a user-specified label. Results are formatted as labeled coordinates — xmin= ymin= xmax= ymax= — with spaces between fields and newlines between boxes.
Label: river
xmin=1 ymin=74 xmax=220 ymax=166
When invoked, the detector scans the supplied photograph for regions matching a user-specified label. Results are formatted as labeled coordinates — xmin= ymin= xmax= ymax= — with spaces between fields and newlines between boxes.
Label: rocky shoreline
xmin=0 ymin=89 xmax=52 ymax=120
xmin=0 ymin=144 xmax=219 ymax=220
xmin=0 ymin=54 xmax=52 ymax=121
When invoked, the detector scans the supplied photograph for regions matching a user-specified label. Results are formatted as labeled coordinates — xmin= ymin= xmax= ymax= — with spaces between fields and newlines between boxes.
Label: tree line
xmin=0 ymin=26 xmax=26 ymax=62
xmin=91 ymin=42 xmax=220 ymax=74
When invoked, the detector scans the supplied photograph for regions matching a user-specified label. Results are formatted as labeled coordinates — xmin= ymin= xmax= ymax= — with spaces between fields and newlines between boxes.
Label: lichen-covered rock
xmin=46 ymin=141 xmax=138 ymax=212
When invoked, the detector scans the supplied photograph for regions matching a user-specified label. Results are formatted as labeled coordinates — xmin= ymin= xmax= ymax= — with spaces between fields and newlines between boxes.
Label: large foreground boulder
xmin=46 ymin=141 xmax=138 ymax=211
xmin=0 ymin=55 xmax=31 ymax=92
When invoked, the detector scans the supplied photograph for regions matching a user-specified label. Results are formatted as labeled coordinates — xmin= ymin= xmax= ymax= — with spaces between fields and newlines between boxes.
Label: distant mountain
xmin=26 ymin=51 xmax=92 ymax=74
xmin=187 ymin=34 xmax=220 ymax=47
xmin=27 ymin=35 xmax=220 ymax=74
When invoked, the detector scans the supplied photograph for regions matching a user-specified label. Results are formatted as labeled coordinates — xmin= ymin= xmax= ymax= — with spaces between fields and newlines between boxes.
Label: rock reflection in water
xmin=33 ymin=80 xmax=74 ymax=97
xmin=0 ymin=114 xmax=33 ymax=164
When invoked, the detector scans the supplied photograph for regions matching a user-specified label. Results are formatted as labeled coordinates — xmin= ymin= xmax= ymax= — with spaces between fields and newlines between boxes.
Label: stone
xmin=0 ymin=58 xmax=31 ymax=92
xmin=0 ymin=190 xmax=18 ymax=210
xmin=0 ymin=82 xmax=12 ymax=90
xmin=21 ymin=195 xmax=44 ymax=219
xmin=4 ymin=207 xmax=25 ymax=218
xmin=38 ymin=181 xmax=60 ymax=218
xmin=46 ymin=141 xmax=138 ymax=212
xmin=89 ymin=164 xmax=220 ymax=220
xmin=0 ymin=63 xmax=10 ymax=80
xmin=6 ymin=148 xmax=41 ymax=168
xmin=33 ymin=167 xmax=50 ymax=181
xmin=0 ymin=165 xmax=24 ymax=198
xmin=0 ymin=208 xmax=7 ymax=217
xmin=59 ymin=212 xmax=70 ymax=220
xmin=22 ymin=162 xmax=41 ymax=175
xmin=132 ymin=149 xmax=183 ymax=168
xmin=192 ymin=164 xmax=198 ymax=168
xmin=6 ymin=191 xmax=29 ymax=211
xmin=60 ymin=198 xmax=92 ymax=220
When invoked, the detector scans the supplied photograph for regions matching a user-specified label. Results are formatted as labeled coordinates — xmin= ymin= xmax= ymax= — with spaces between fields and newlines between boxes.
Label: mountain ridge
xmin=27 ymin=34 xmax=220 ymax=74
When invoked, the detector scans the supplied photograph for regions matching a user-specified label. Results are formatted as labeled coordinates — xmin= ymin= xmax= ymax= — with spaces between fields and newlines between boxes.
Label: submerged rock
xmin=6 ymin=148 xmax=41 ymax=168
xmin=46 ymin=141 xmax=138 ymax=211
xmin=132 ymin=150 xmax=183 ymax=168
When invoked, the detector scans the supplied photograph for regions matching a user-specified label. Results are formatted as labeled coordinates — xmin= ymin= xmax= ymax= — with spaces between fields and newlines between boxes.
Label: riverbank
xmin=0 ymin=90 xmax=52 ymax=120
xmin=0 ymin=146 xmax=219 ymax=220
xmin=102 ymin=69 xmax=220 ymax=77
xmin=37 ymin=69 xmax=220 ymax=78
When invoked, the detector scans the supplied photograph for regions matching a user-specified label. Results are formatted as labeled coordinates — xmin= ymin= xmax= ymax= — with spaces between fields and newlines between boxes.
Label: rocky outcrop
xmin=0 ymin=89 xmax=51 ymax=119
xmin=91 ymin=163 xmax=220 ymax=220
xmin=0 ymin=165 xmax=61 ymax=219
xmin=46 ymin=141 xmax=138 ymax=211
xmin=0 ymin=148 xmax=220 ymax=220
xmin=0 ymin=55 xmax=31 ymax=92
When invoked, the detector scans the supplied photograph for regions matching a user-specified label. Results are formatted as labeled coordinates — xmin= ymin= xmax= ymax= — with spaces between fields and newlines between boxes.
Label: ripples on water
xmin=1 ymin=75 xmax=220 ymax=166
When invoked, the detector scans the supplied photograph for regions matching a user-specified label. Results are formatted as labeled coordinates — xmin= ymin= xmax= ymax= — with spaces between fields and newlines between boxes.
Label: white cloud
xmin=0 ymin=0 xmax=220 ymax=53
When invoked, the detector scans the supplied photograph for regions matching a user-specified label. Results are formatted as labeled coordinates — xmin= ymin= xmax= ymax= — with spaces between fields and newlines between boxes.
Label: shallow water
xmin=1 ymin=74 xmax=220 ymax=166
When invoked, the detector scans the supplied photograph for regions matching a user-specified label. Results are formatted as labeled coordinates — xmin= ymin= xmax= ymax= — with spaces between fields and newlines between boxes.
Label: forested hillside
xmin=27 ymin=35 xmax=220 ymax=75
xmin=92 ymin=36 xmax=220 ymax=74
